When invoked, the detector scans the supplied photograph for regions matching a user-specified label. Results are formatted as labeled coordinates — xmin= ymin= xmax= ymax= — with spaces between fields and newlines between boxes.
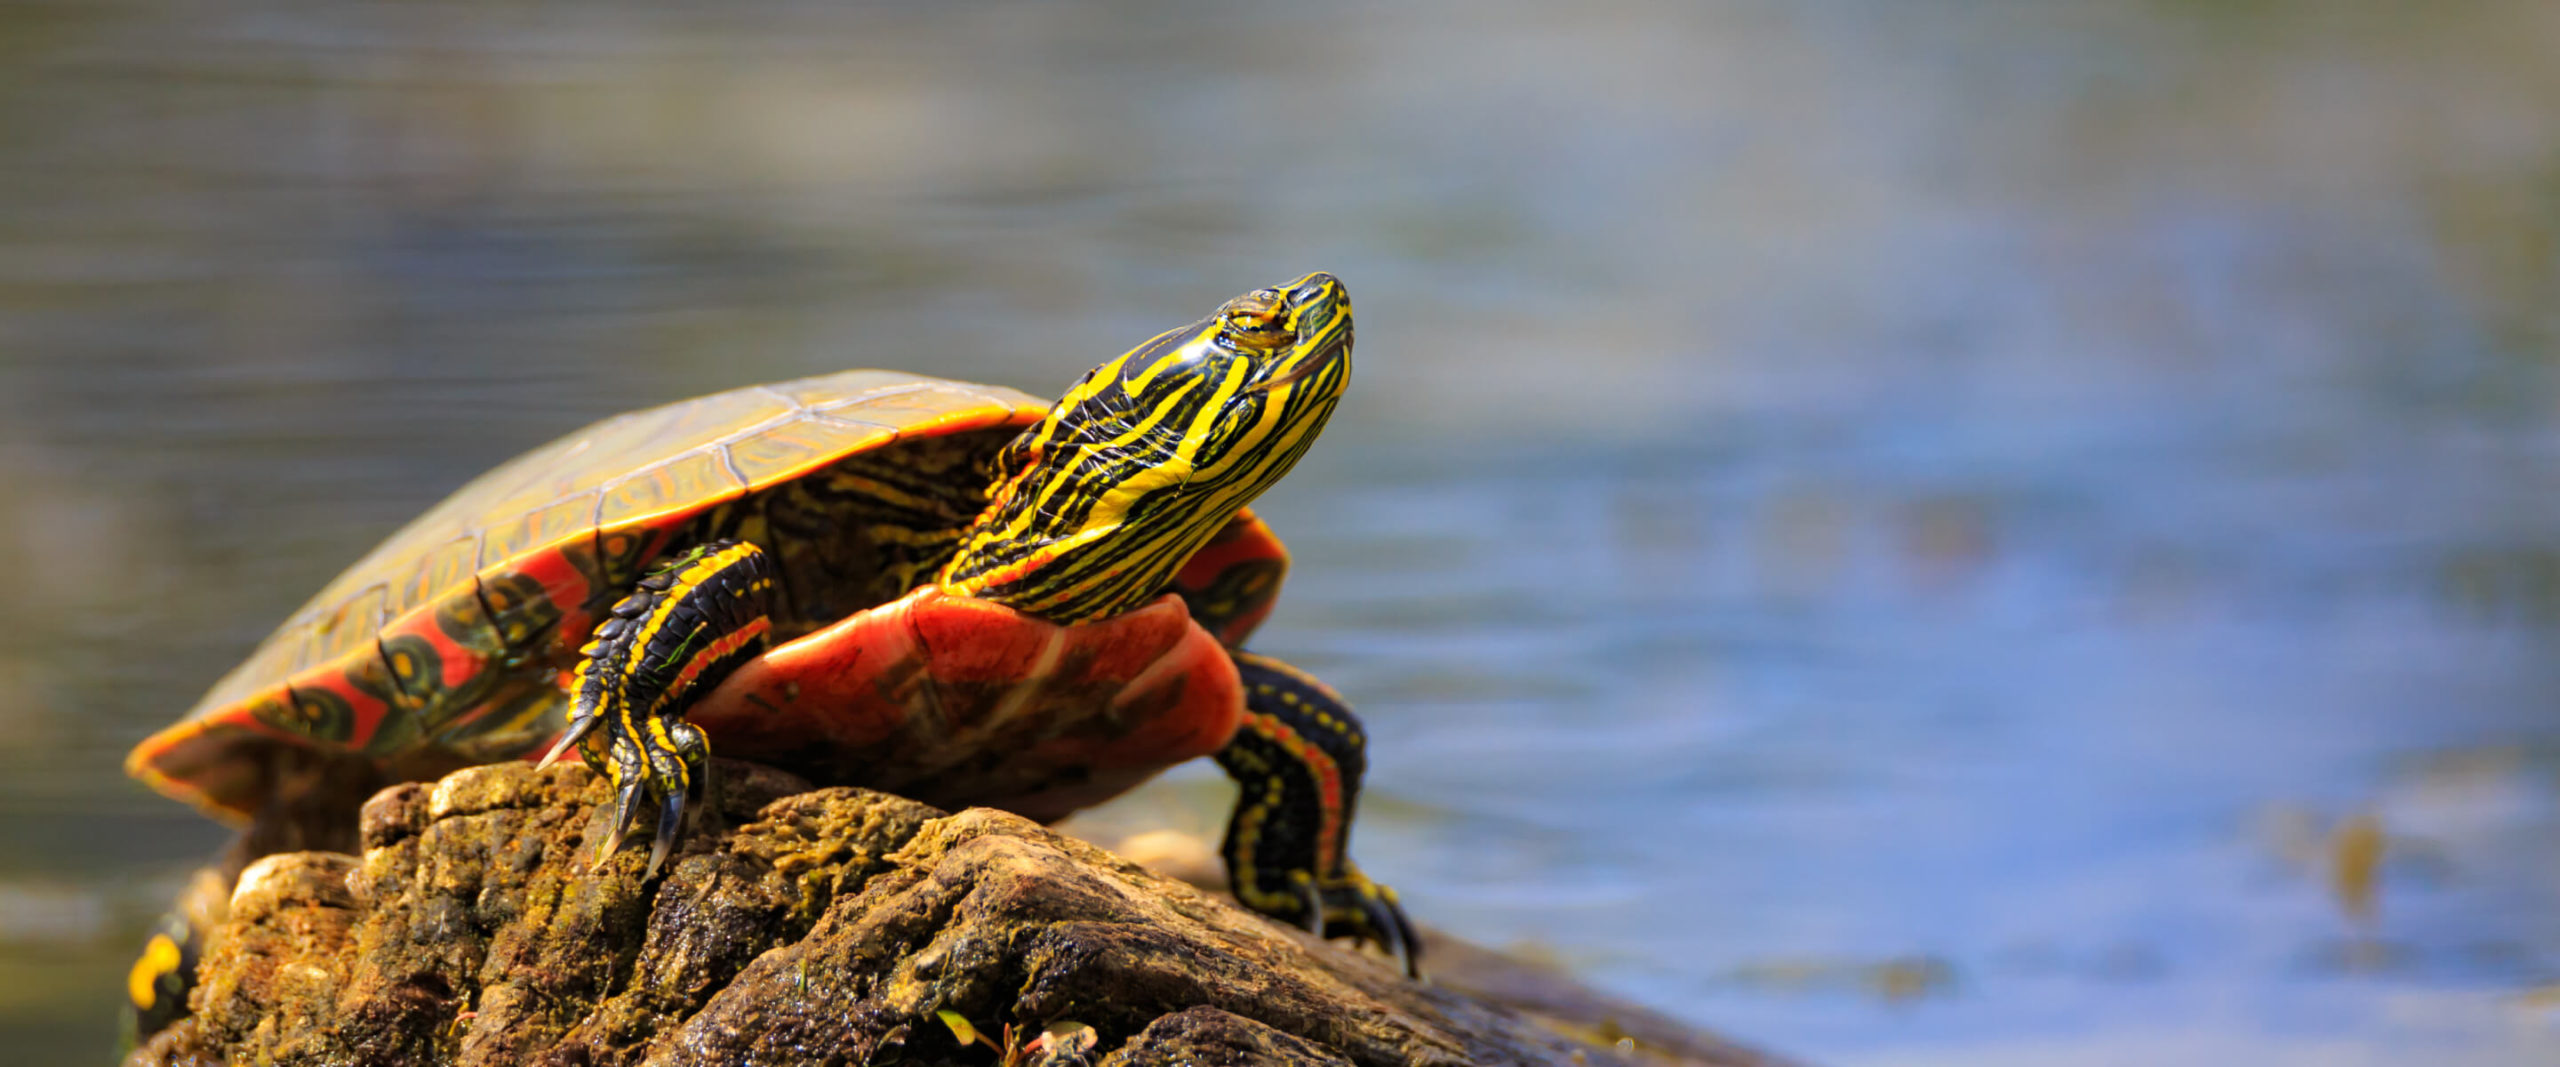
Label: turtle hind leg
xmin=120 ymin=866 xmax=230 ymax=1052
xmin=124 ymin=746 xmax=380 ymax=1050
xmin=1213 ymin=651 xmax=1421 ymax=978
xmin=552 ymin=539 xmax=774 ymax=878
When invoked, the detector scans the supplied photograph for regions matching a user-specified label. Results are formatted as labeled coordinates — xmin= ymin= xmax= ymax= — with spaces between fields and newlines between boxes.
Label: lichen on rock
xmin=129 ymin=759 xmax=1799 ymax=1067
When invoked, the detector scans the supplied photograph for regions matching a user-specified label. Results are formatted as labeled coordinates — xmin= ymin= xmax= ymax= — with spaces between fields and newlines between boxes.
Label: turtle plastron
xmin=688 ymin=587 xmax=1244 ymax=821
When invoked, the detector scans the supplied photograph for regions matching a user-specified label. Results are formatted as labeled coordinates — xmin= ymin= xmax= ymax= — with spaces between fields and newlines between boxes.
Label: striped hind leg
xmin=540 ymin=539 xmax=774 ymax=877
xmin=123 ymin=747 xmax=376 ymax=1049
xmin=120 ymin=867 xmax=226 ymax=1052
xmin=1213 ymin=651 xmax=1420 ymax=977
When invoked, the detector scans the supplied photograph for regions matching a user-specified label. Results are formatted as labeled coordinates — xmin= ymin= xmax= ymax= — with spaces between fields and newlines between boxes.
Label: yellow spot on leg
xmin=129 ymin=933 xmax=181 ymax=1010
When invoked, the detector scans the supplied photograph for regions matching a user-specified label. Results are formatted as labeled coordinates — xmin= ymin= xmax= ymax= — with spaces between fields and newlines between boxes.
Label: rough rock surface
xmin=130 ymin=759 xmax=1800 ymax=1067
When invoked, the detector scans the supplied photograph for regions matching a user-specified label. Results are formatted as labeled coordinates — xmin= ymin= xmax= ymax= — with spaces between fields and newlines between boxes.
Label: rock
xmin=129 ymin=759 xmax=1803 ymax=1067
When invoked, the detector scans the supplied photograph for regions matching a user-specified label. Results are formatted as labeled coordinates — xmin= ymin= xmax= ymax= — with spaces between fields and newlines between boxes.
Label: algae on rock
xmin=131 ymin=759 xmax=1800 ymax=1067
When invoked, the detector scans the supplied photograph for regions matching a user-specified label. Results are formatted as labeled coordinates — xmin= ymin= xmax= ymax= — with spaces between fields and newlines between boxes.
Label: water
xmin=3 ymin=1 xmax=2557 ymax=1063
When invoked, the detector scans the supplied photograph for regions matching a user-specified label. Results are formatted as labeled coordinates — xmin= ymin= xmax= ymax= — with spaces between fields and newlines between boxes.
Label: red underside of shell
xmin=688 ymin=588 xmax=1244 ymax=821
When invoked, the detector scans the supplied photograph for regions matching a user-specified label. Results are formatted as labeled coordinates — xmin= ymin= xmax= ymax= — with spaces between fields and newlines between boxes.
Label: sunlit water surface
xmin=2 ymin=2 xmax=2557 ymax=1064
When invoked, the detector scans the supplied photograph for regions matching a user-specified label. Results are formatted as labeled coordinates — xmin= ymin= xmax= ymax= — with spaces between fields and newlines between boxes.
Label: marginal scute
xmin=125 ymin=718 xmax=268 ymax=826
xmin=376 ymin=636 xmax=434 ymax=712
xmin=278 ymin=683 xmax=357 ymax=746
xmin=425 ymin=683 xmax=566 ymax=766
xmin=429 ymin=579 xmax=507 ymax=664
xmin=233 ymin=691 xmax=302 ymax=745
xmin=587 ymin=526 xmax=668 ymax=600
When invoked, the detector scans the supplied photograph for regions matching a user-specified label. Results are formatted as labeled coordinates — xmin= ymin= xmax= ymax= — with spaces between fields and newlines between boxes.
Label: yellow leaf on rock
xmin=936 ymin=1009 xmax=986 ymax=1048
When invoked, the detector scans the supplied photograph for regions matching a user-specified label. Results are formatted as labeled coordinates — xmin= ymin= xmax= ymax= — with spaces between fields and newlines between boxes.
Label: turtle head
xmin=940 ymin=272 xmax=1352 ymax=622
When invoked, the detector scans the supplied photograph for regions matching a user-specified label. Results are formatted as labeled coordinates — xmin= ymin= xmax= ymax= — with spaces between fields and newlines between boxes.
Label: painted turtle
xmin=122 ymin=272 xmax=1413 ymax=1042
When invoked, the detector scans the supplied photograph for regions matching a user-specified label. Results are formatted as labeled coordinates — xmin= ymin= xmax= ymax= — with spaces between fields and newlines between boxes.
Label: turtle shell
xmin=129 ymin=370 xmax=1057 ymax=825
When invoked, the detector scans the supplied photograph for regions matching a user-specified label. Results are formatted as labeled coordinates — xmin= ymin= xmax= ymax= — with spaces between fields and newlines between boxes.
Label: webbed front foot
xmin=539 ymin=539 xmax=773 ymax=877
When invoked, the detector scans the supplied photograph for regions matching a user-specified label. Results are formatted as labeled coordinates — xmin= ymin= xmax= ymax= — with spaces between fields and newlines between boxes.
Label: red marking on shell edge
xmin=125 ymin=738 xmax=256 ymax=826
xmin=285 ymin=664 xmax=393 ymax=751
xmin=491 ymin=548 xmax=603 ymax=657
xmin=588 ymin=522 xmax=688 ymax=606
xmin=379 ymin=604 xmax=488 ymax=694
xmin=125 ymin=695 xmax=311 ymax=826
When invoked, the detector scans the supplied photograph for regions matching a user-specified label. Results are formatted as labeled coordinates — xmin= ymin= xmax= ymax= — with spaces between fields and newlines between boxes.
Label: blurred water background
xmin=2 ymin=1 xmax=2557 ymax=1063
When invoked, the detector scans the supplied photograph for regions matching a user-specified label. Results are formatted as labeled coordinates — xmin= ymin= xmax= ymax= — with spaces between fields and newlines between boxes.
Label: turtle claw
xmin=537 ymin=715 xmax=598 ymax=770
xmin=594 ymin=767 xmax=649 ymax=870
xmin=1244 ymin=864 xmax=1422 ymax=977
xmin=646 ymin=791 xmax=685 ymax=878
xmin=1365 ymin=885 xmax=1422 ymax=980
xmin=585 ymin=717 xmax=710 ymax=877
xmin=1294 ymin=876 xmax=1327 ymax=935
xmin=1314 ymin=868 xmax=1423 ymax=979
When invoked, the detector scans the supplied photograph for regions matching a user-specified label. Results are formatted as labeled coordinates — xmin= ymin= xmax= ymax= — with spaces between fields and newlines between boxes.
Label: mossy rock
xmin=129 ymin=759 xmax=1801 ymax=1067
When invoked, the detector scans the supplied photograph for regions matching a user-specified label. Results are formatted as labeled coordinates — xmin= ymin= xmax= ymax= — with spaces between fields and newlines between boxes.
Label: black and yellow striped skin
xmin=119 ymin=866 xmax=230 ymax=1057
xmin=552 ymin=273 xmax=1412 ymax=968
xmin=548 ymin=540 xmax=776 ymax=873
xmin=1219 ymin=653 xmax=1418 ymax=974
xmin=556 ymin=275 xmax=1412 ymax=966
xmin=930 ymin=273 xmax=1412 ymax=967
xmin=940 ymin=272 xmax=1352 ymax=625
xmin=122 ymin=918 xmax=193 ymax=1049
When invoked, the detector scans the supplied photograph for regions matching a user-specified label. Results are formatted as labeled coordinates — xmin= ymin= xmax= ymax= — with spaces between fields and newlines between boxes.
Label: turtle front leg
xmin=1214 ymin=652 xmax=1421 ymax=977
xmin=539 ymin=539 xmax=774 ymax=877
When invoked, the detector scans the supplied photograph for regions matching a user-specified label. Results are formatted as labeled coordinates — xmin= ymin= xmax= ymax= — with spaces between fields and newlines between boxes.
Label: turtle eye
xmin=1217 ymin=289 xmax=1294 ymax=353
